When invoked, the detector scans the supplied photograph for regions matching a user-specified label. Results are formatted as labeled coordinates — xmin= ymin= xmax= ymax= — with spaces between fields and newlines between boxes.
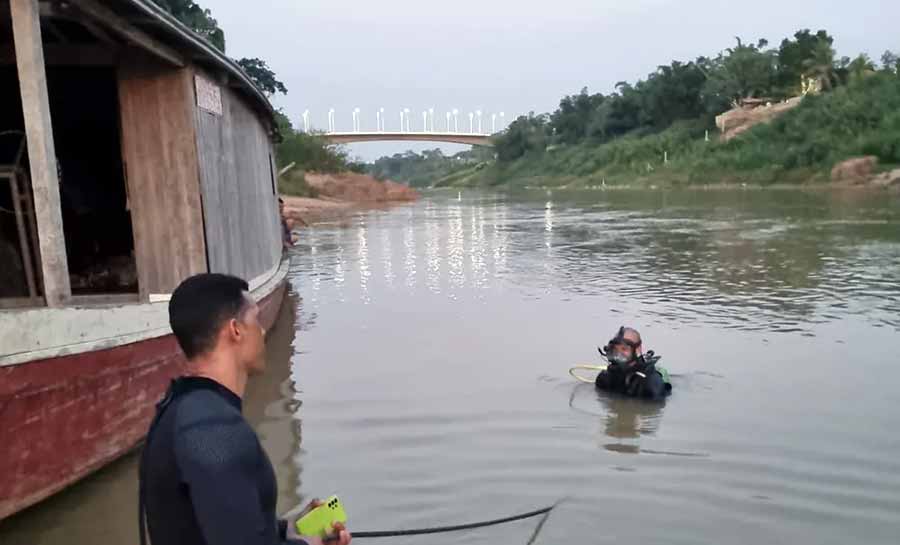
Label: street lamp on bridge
xmin=446 ymin=111 xmax=451 ymax=132
xmin=491 ymin=112 xmax=496 ymax=133
xmin=302 ymin=109 xmax=310 ymax=132
xmin=452 ymin=109 xmax=459 ymax=133
xmin=468 ymin=112 xmax=474 ymax=133
xmin=353 ymin=107 xmax=361 ymax=132
xmin=379 ymin=107 xmax=385 ymax=132
xmin=476 ymin=110 xmax=483 ymax=134
xmin=422 ymin=110 xmax=427 ymax=133
xmin=429 ymin=108 xmax=435 ymax=132
xmin=404 ymin=108 xmax=411 ymax=132
xmin=328 ymin=108 xmax=335 ymax=133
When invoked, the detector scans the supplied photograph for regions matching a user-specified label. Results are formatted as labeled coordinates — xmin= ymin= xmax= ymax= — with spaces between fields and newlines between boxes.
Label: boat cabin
xmin=0 ymin=0 xmax=283 ymax=311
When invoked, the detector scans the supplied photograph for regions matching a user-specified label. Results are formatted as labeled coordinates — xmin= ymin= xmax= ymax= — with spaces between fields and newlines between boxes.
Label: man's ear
xmin=227 ymin=318 xmax=242 ymax=341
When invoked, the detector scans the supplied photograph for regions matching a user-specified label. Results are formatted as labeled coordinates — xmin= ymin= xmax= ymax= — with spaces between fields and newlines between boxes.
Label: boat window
xmin=0 ymin=63 xmax=138 ymax=306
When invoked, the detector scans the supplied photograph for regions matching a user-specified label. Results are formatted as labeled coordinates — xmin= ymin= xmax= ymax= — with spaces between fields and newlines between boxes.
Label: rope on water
xmin=352 ymin=504 xmax=558 ymax=538
xmin=568 ymin=364 xmax=606 ymax=384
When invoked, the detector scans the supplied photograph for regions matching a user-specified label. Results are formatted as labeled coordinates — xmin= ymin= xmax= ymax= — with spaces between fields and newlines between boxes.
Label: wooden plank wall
xmin=117 ymin=53 xmax=207 ymax=297
xmin=193 ymin=73 xmax=281 ymax=282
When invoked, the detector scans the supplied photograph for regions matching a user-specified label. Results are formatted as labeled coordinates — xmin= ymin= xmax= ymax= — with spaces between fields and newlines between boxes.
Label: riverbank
xmin=451 ymin=162 xmax=900 ymax=192
xmin=423 ymin=73 xmax=900 ymax=191
xmin=281 ymin=172 xmax=418 ymax=224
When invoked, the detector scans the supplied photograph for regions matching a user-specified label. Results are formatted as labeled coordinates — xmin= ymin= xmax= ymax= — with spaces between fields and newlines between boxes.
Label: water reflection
xmin=380 ymin=228 xmax=394 ymax=288
xmin=425 ymin=201 xmax=441 ymax=294
xmin=403 ymin=216 xmax=416 ymax=289
xmin=568 ymin=384 xmax=665 ymax=454
xmin=492 ymin=200 xmax=509 ymax=278
xmin=333 ymin=244 xmax=345 ymax=303
xmin=470 ymin=205 xmax=488 ymax=290
xmin=357 ymin=222 xmax=370 ymax=305
xmin=244 ymin=290 xmax=304 ymax=511
xmin=448 ymin=203 xmax=465 ymax=292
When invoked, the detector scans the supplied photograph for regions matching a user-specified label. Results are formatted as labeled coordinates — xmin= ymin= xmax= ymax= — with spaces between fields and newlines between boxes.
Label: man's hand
xmin=287 ymin=499 xmax=352 ymax=545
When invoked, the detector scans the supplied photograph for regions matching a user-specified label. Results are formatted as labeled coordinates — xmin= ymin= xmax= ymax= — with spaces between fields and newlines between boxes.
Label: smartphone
xmin=295 ymin=495 xmax=348 ymax=538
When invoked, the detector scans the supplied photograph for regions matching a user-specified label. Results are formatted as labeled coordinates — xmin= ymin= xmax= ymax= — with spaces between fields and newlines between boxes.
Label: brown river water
xmin=3 ymin=188 xmax=900 ymax=544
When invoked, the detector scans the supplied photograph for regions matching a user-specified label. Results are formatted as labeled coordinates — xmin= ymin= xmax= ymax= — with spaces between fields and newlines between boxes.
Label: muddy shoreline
xmin=281 ymin=172 xmax=418 ymax=225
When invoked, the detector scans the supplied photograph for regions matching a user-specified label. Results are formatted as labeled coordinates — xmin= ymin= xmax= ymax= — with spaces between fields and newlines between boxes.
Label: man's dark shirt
xmin=595 ymin=364 xmax=670 ymax=400
xmin=142 ymin=377 xmax=305 ymax=545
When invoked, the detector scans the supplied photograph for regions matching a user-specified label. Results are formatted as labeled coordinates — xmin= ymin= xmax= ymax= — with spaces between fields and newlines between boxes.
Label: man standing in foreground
xmin=139 ymin=273 xmax=351 ymax=545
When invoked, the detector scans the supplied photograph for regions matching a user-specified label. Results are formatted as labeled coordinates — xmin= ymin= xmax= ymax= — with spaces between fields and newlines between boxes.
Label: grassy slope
xmin=441 ymin=74 xmax=900 ymax=188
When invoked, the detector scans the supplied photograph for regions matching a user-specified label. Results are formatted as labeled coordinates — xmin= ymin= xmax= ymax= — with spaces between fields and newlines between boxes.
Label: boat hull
xmin=0 ymin=279 xmax=287 ymax=519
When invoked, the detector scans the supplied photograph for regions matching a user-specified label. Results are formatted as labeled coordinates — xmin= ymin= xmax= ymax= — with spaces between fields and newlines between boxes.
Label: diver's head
xmin=603 ymin=326 xmax=643 ymax=368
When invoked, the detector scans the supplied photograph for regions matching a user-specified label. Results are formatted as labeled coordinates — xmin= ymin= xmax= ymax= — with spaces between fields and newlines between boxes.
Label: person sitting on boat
xmin=595 ymin=326 xmax=671 ymax=400
xmin=279 ymin=197 xmax=306 ymax=249
xmin=140 ymin=273 xmax=351 ymax=545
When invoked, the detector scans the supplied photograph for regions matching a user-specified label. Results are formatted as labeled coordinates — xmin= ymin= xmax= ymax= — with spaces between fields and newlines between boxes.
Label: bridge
xmin=305 ymin=108 xmax=506 ymax=147
xmin=323 ymin=131 xmax=493 ymax=146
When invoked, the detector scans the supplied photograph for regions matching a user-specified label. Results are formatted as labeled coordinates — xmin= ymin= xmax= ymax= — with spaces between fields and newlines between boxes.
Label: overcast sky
xmin=207 ymin=0 xmax=899 ymax=161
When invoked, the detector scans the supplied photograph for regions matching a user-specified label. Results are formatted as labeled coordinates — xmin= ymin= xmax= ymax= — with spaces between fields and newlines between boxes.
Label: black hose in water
xmin=351 ymin=505 xmax=556 ymax=538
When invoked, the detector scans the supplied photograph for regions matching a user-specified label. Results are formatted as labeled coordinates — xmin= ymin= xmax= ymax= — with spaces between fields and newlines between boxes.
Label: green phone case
xmin=295 ymin=495 xmax=348 ymax=538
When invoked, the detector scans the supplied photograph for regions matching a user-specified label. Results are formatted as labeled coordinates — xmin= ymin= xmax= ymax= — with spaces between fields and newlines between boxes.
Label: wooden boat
xmin=0 ymin=0 xmax=288 ymax=518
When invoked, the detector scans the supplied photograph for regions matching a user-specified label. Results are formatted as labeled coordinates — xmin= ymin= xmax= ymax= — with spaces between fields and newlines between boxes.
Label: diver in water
xmin=596 ymin=326 xmax=671 ymax=400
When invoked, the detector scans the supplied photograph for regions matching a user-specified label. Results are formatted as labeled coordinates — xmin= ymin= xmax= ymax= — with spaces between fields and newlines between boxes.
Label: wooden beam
xmin=0 ymin=45 xmax=117 ymax=66
xmin=9 ymin=0 xmax=71 ymax=306
xmin=38 ymin=2 xmax=119 ymax=45
xmin=72 ymin=0 xmax=183 ymax=67
xmin=76 ymin=17 xmax=118 ymax=45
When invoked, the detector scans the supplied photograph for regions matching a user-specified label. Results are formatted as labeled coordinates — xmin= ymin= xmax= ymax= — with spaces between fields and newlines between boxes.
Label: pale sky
xmin=206 ymin=0 xmax=899 ymax=161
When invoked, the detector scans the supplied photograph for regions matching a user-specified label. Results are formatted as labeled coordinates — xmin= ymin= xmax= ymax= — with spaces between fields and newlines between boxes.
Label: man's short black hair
xmin=278 ymin=197 xmax=284 ymax=204
xmin=169 ymin=273 xmax=250 ymax=359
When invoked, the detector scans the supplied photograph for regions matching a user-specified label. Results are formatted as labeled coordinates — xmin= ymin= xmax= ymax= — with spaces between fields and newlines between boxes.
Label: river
xmin=3 ymin=188 xmax=900 ymax=544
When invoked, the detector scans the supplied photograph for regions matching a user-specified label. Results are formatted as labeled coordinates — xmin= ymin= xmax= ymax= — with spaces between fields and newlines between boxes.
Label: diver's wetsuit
xmin=140 ymin=377 xmax=306 ymax=545
xmin=595 ymin=363 xmax=671 ymax=400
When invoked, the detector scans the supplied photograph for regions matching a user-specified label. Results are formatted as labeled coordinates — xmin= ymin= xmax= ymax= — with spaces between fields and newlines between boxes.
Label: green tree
xmin=776 ymin=29 xmax=834 ymax=93
xmin=152 ymin=0 xmax=225 ymax=51
xmin=846 ymin=54 xmax=876 ymax=83
xmin=702 ymin=38 xmax=777 ymax=111
xmin=236 ymin=58 xmax=288 ymax=96
xmin=549 ymin=88 xmax=605 ymax=145
xmin=881 ymin=51 xmax=900 ymax=74
xmin=494 ymin=113 xmax=551 ymax=161
xmin=587 ymin=82 xmax=644 ymax=139
xmin=802 ymin=39 xmax=838 ymax=91
xmin=640 ymin=60 xmax=708 ymax=128
xmin=274 ymin=111 xmax=351 ymax=172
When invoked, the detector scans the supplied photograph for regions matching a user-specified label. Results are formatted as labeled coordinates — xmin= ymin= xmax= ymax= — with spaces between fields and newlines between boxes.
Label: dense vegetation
xmin=494 ymin=30 xmax=895 ymax=160
xmin=152 ymin=0 xmax=360 ymax=195
xmin=369 ymin=149 xmax=493 ymax=188
xmin=471 ymin=73 xmax=900 ymax=188
xmin=378 ymin=30 xmax=900 ymax=188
